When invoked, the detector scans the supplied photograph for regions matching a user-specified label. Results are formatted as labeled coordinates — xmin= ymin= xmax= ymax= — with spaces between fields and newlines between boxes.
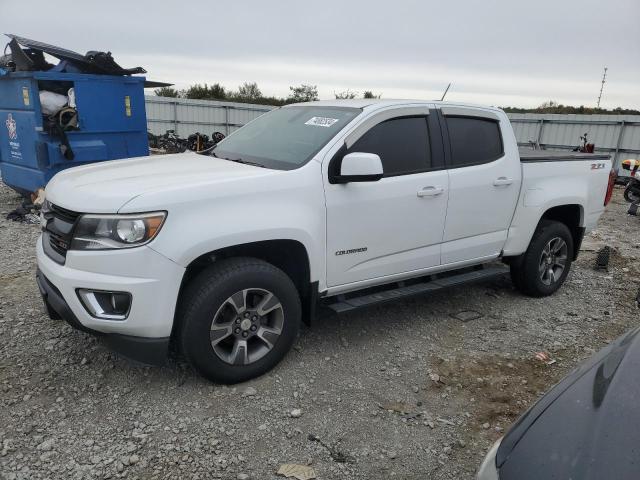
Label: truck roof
xmin=288 ymin=99 xmax=504 ymax=113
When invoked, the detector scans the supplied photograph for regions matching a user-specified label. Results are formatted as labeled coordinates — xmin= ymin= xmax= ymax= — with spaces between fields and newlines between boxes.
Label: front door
xmin=324 ymin=112 xmax=449 ymax=288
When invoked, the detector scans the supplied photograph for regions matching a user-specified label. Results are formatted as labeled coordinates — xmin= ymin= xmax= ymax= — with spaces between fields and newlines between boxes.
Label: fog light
xmin=77 ymin=289 xmax=132 ymax=320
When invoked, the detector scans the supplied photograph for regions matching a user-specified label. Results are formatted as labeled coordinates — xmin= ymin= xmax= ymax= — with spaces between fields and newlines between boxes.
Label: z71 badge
xmin=591 ymin=163 xmax=606 ymax=170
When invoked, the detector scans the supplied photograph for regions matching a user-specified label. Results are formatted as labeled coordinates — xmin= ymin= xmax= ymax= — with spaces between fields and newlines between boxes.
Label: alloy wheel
xmin=209 ymin=288 xmax=284 ymax=365
xmin=538 ymin=237 xmax=568 ymax=286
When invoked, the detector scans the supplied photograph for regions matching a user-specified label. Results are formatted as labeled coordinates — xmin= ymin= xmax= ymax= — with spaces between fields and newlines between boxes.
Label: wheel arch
xmin=538 ymin=204 xmax=585 ymax=260
xmin=504 ymin=202 xmax=586 ymax=262
xmin=173 ymin=239 xmax=317 ymax=338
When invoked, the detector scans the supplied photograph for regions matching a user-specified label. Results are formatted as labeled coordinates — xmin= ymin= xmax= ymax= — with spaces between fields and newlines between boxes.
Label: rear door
xmin=324 ymin=108 xmax=449 ymax=288
xmin=438 ymin=107 xmax=521 ymax=264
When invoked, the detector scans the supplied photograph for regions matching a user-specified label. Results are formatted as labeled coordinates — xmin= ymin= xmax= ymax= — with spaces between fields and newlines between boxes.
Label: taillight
xmin=604 ymin=169 xmax=616 ymax=206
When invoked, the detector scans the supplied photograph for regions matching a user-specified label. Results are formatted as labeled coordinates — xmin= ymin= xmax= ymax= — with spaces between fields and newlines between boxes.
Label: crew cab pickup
xmin=36 ymin=100 xmax=616 ymax=383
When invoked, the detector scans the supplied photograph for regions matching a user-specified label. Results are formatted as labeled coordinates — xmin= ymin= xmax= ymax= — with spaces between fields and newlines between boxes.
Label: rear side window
xmin=445 ymin=116 xmax=503 ymax=167
xmin=348 ymin=117 xmax=431 ymax=176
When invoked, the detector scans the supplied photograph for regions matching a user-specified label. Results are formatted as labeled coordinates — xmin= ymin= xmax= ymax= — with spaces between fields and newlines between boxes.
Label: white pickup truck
xmin=36 ymin=99 xmax=616 ymax=383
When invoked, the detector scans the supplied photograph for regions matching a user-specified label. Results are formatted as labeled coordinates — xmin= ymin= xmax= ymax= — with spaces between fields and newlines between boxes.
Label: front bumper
xmin=35 ymin=235 xmax=185 ymax=364
xmin=476 ymin=438 xmax=502 ymax=480
xmin=36 ymin=270 xmax=169 ymax=365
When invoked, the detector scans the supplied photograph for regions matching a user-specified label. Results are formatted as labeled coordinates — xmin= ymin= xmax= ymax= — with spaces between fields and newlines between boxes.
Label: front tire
xmin=510 ymin=220 xmax=574 ymax=297
xmin=178 ymin=258 xmax=301 ymax=384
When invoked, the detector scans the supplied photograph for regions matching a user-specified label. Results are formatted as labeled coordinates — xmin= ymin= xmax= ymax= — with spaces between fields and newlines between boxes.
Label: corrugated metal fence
xmin=145 ymin=96 xmax=274 ymax=138
xmin=508 ymin=113 xmax=640 ymax=172
xmin=145 ymin=96 xmax=640 ymax=172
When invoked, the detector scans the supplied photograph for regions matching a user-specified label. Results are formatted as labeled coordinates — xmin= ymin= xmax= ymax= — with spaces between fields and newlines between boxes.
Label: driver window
xmin=347 ymin=116 xmax=431 ymax=177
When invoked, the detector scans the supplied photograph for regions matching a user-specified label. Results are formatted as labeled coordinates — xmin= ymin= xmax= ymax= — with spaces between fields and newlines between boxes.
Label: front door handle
xmin=417 ymin=186 xmax=444 ymax=197
xmin=493 ymin=177 xmax=513 ymax=186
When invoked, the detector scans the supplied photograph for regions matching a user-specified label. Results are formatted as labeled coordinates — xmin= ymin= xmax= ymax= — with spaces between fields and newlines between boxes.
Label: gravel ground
xmin=1 ymin=180 xmax=639 ymax=480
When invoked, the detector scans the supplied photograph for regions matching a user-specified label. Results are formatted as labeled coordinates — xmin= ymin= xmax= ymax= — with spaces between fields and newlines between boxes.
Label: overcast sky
xmin=2 ymin=0 xmax=639 ymax=108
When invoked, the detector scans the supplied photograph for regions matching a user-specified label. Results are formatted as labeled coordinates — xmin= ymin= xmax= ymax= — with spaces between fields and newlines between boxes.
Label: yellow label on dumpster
xmin=22 ymin=87 xmax=30 ymax=106
xmin=125 ymin=96 xmax=132 ymax=117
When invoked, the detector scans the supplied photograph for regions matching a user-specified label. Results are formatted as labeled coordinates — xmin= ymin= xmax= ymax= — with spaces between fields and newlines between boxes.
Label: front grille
xmin=48 ymin=230 xmax=70 ymax=256
xmin=42 ymin=203 xmax=81 ymax=264
xmin=50 ymin=203 xmax=80 ymax=224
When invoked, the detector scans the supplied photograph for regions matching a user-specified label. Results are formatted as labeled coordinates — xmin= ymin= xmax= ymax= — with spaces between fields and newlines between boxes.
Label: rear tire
xmin=510 ymin=220 xmax=574 ymax=297
xmin=178 ymin=257 xmax=301 ymax=384
xmin=624 ymin=183 xmax=640 ymax=203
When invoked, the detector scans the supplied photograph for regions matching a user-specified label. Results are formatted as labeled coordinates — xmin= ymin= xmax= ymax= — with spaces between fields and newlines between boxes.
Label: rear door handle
xmin=493 ymin=177 xmax=513 ymax=186
xmin=417 ymin=186 xmax=444 ymax=197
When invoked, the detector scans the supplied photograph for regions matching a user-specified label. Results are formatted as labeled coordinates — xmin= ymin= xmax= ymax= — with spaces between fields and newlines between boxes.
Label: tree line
xmin=155 ymin=84 xmax=638 ymax=114
xmin=503 ymin=100 xmax=639 ymax=115
xmin=154 ymin=82 xmax=381 ymax=105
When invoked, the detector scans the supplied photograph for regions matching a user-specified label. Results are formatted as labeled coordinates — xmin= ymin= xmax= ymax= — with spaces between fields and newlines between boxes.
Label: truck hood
xmin=45 ymin=152 xmax=271 ymax=213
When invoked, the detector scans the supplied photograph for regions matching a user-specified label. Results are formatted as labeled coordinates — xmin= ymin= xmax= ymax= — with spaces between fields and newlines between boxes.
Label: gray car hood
xmin=497 ymin=327 xmax=640 ymax=480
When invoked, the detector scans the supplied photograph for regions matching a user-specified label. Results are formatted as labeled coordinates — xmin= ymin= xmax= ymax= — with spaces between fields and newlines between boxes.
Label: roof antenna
xmin=440 ymin=83 xmax=451 ymax=101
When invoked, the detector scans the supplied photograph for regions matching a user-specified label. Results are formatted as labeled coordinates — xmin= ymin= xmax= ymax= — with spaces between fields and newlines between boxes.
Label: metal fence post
xmin=613 ymin=120 xmax=626 ymax=171
xmin=536 ymin=119 xmax=545 ymax=148
xmin=225 ymin=106 xmax=230 ymax=136
xmin=173 ymin=100 xmax=178 ymax=134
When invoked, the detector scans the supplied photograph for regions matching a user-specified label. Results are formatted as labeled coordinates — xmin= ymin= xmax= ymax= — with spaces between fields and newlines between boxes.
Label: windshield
xmin=213 ymin=106 xmax=361 ymax=170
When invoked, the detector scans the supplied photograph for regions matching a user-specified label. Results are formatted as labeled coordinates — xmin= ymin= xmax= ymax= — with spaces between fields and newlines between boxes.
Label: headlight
xmin=476 ymin=438 xmax=501 ymax=480
xmin=70 ymin=212 xmax=166 ymax=250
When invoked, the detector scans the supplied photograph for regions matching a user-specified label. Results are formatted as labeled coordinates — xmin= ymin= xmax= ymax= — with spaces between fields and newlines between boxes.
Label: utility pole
xmin=596 ymin=67 xmax=607 ymax=108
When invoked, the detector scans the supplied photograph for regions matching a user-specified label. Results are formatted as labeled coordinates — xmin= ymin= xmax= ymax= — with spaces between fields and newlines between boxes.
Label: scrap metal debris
xmin=276 ymin=464 xmax=317 ymax=480
xmin=534 ymin=351 xmax=556 ymax=365
xmin=307 ymin=434 xmax=349 ymax=463
xmin=451 ymin=310 xmax=484 ymax=322
xmin=594 ymin=246 xmax=611 ymax=270
xmin=3 ymin=34 xmax=145 ymax=76
xmin=148 ymin=130 xmax=225 ymax=154
xmin=6 ymin=200 xmax=40 ymax=224
xmin=1 ymin=34 xmax=170 ymax=88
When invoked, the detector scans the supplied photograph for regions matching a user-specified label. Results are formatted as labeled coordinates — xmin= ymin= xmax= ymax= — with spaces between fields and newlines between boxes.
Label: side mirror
xmin=333 ymin=152 xmax=383 ymax=184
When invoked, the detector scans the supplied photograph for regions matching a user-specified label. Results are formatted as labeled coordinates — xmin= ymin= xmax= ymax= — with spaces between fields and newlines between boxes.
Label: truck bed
xmin=519 ymin=149 xmax=611 ymax=162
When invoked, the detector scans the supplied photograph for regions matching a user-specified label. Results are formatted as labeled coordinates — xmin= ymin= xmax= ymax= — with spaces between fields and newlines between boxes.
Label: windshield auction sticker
xmin=305 ymin=117 xmax=339 ymax=127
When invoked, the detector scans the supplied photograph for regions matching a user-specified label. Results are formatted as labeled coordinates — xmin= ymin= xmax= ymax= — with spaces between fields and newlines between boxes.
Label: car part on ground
xmin=148 ymin=130 xmax=226 ymax=154
xmin=594 ymin=245 xmax=612 ymax=270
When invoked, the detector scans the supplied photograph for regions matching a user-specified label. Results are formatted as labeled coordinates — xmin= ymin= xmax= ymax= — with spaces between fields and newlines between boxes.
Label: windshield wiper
xmin=223 ymin=157 xmax=267 ymax=168
xmin=208 ymin=146 xmax=266 ymax=168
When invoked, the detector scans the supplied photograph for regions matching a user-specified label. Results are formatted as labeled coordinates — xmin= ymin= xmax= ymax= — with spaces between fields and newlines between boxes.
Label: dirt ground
xmin=0 ymin=182 xmax=638 ymax=480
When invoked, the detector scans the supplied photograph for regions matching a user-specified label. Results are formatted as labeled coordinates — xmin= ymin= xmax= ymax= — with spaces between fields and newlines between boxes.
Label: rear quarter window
xmin=445 ymin=116 xmax=503 ymax=167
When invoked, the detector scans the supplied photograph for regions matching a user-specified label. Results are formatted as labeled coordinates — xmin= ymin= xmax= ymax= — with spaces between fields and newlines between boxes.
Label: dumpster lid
xmin=2 ymin=34 xmax=172 ymax=88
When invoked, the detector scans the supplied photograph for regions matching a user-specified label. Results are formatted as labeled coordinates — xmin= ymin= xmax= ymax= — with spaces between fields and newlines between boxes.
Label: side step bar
xmin=325 ymin=264 xmax=509 ymax=314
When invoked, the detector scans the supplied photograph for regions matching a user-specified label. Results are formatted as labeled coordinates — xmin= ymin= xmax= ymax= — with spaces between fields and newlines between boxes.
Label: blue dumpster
xmin=0 ymin=70 xmax=149 ymax=194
